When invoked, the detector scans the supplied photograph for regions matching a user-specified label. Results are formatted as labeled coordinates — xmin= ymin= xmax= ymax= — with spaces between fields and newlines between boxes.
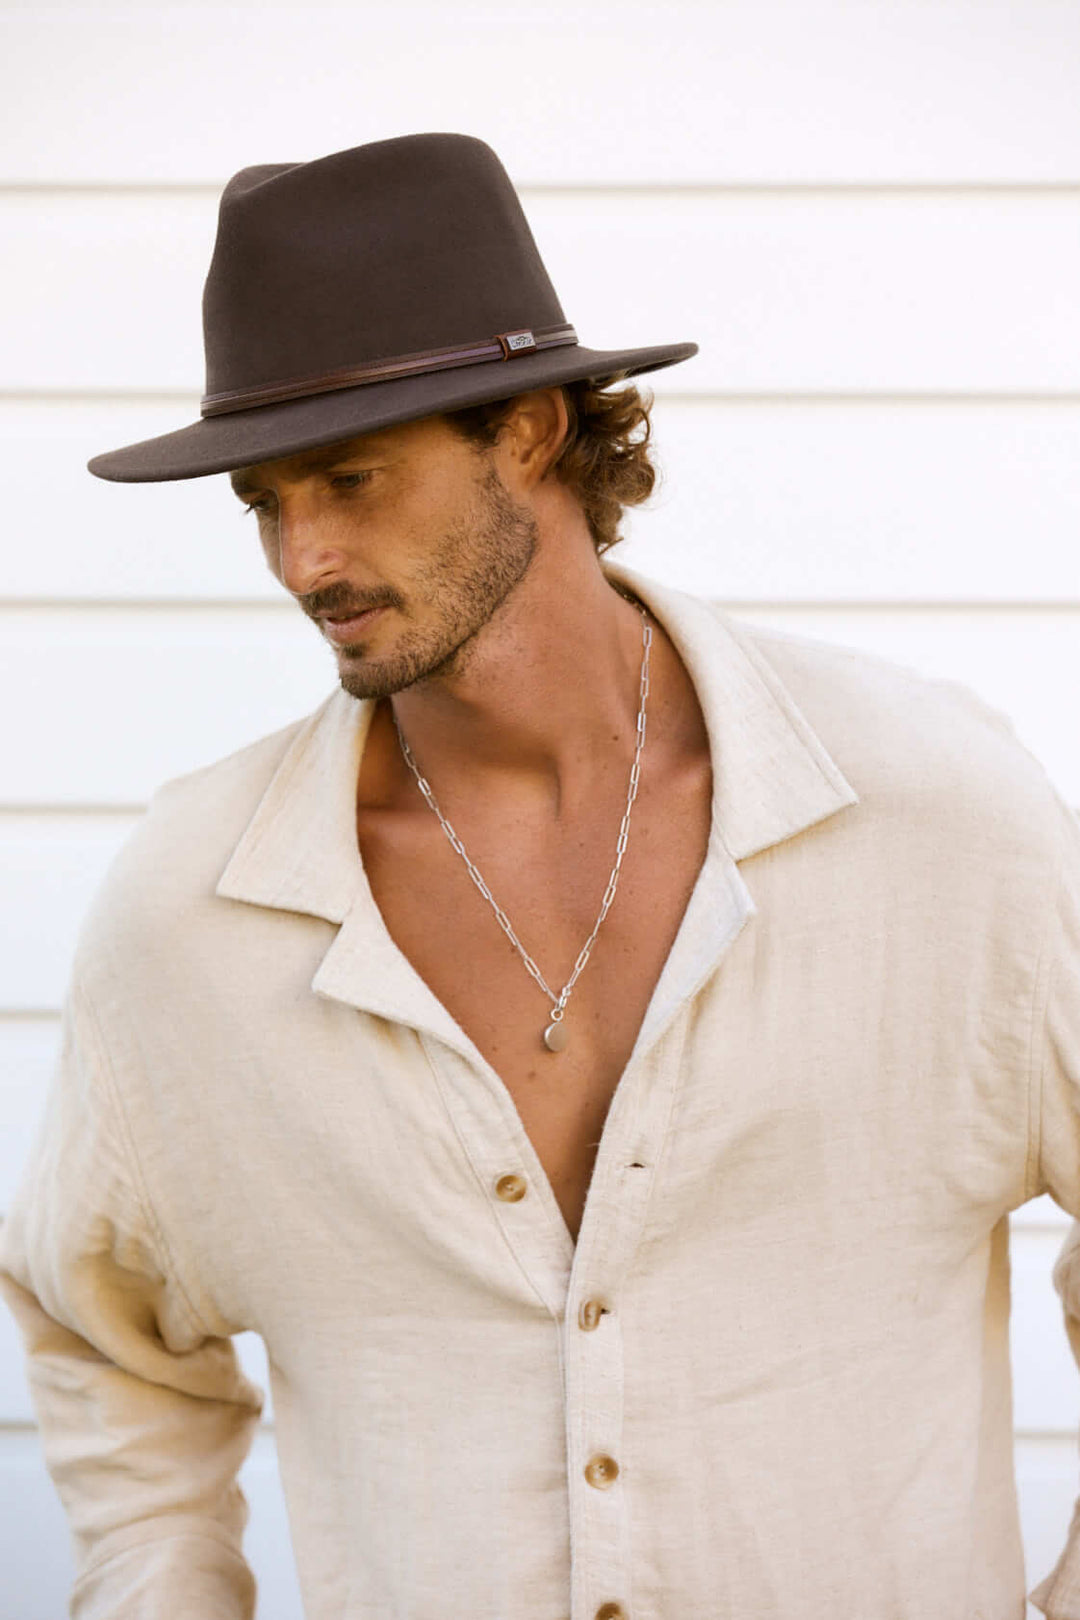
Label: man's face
xmin=230 ymin=412 xmax=540 ymax=700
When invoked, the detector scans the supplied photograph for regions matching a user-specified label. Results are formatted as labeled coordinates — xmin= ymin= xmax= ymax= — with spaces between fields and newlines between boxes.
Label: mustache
xmin=296 ymin=582 xmax=403 ymax=621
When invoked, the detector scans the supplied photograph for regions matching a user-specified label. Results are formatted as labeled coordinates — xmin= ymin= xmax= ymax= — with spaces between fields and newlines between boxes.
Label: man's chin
xmin=335 ymin=650 xmax=428 ymax=701
xmin=333 ymin=623 xmax=481 ymax=698
xmin=337 ymin=665 xmax=402 ymax=702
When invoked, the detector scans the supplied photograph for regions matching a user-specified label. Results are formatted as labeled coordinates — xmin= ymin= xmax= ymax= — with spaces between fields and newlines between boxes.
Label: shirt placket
xmin=418 ymin=1035 xmax=577 ymax=1317
xmin=420 ymin=837 xmax=756 ymax=1620
xmin=424 ymin=1019 xmax=687 ymax=1620
xmin=560 ymin=1019 xmax=688 ymax=1620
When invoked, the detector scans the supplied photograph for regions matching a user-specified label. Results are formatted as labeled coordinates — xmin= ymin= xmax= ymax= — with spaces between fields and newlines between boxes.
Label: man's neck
xmin=382 ymin=545 xmax=653 ymax=816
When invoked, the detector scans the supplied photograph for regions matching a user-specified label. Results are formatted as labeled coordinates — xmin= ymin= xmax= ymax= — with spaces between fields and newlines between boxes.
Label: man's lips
xmin=318 ymin=605 xmax=386 ymax=646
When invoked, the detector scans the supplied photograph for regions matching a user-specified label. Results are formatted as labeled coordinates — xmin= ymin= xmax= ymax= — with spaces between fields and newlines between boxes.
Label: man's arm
xmin=0 ymin=980 xmax=264 ymax=1620
xmin=1026 ymin=798 xmax=1080 ymax=1618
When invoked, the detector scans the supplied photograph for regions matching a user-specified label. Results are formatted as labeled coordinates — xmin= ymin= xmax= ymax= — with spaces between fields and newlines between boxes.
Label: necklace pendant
xmin=543 ymin=1018 xmax=569 ymax=1054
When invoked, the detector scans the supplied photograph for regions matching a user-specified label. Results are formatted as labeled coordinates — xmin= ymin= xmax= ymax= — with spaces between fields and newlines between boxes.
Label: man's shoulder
xmin=142 ymin=706 xmax=319 ymax=856
xmin=714 ymin=607 xmax=1064 ymax=830
xmin=75 ymin=696 xmax=340 ymax=968
xmin=147 ymin=706 xmax=318 ymax=829
xmin=626 ymin=570 xmax=1035 ymax=793
xmin=722 ymin=610 xmax=1017 ymax=738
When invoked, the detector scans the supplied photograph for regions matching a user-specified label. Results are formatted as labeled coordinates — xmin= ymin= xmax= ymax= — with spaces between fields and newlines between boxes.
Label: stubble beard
xmin=328 ymin=462 xmax=541 ymax=701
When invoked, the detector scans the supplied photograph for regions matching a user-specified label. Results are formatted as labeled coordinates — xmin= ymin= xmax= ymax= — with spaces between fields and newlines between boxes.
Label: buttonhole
xmin=628 ymin=1161 xmax=646 ymax=1169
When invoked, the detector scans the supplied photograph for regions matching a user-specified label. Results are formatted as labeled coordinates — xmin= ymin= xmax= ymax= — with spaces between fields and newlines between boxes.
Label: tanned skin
xmin=230 ymin=389 xmax=712 ymax=1242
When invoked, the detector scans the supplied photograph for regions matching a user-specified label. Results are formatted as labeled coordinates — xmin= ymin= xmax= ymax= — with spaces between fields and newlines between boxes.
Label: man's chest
xmin=354 ymin=764 xmax=712 ymax=1240
xmin=144 ymin=771 xmax=1042 ymax=1344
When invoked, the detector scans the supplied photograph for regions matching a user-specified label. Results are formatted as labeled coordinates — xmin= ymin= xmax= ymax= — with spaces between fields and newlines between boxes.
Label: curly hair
xmin=442 ymin=374 xmax=658 ymax=555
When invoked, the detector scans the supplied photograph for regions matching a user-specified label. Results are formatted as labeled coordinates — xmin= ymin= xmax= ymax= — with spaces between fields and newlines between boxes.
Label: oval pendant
xmin=543 ymin=1019 xmax=569 ymax=1054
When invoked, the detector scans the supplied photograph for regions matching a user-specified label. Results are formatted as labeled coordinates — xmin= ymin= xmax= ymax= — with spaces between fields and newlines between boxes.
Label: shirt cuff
xmin=70 ymin=1523 xmax=256 ymax=1620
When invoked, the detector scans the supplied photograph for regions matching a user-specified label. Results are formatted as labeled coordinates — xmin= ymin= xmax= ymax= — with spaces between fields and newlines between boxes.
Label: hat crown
xmin=201 ymin=133 xmax=567 ymax=400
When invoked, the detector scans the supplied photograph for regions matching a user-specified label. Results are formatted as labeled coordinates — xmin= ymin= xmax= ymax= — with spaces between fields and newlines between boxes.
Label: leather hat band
xmin=200 ymin=322 xmax=579 ymax=418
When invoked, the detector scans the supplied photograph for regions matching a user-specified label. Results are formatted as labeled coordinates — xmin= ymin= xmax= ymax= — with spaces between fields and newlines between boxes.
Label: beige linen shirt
xmin=4 ymin=561 xmax=1080 ymax=1620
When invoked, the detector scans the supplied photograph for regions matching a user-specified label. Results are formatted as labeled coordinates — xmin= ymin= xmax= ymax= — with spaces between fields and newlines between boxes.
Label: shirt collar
xmin=604 ymin=560 xmax=858 ymax=862
xmin=216 ymin=562 xmax=859 ymax=1046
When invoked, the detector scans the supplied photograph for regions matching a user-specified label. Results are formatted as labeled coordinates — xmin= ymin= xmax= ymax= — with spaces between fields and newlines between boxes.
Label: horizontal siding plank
xmin=2 ymin=2 xmax=1078 ymax=185
xmin=1013 ymin=1194 xmax=1071 ymax=1231
xmin=6 ymin=398 xmax=1080 ymax=605
xmin=4 ymin=401 xmax=276 ymax=601
xmin=1018 ymin=1436 xmax=1080 ymax=1608
xmin=0 ymin=1017 xmax=61 ymax=1199
xmin=2 ymin=606 xmax=1080 ymax=807
xmin=0 ymin=607 xmax=335 ymax=806
xmin=1012 ymin=1228 xmax=1080 ymax=1434
xmin=0 ymin=819 xmax=139 ymax=1013
xmin=626 ymin=401 xmax=1080 ymax=603
xmin=0 ymin=1426 xmax=74 ymax=1615
xmin=4 ymin=192 xmax=1080 ymax=394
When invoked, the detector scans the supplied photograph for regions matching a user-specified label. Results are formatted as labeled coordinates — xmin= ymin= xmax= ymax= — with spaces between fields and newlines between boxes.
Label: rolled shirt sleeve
xmin=0 ymin=980 xmax=264 ymax=1620
xmin=1028 ymin=797 xmax=1080 ymax=1618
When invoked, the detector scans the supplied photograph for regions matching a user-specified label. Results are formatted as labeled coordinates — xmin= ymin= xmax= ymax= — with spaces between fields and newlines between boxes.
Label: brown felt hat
xmin=88 ymin=132 xmax=699 ymax=483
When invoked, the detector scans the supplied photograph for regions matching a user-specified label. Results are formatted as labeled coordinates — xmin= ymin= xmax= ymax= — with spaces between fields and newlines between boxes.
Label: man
xmin=1 ymin=131 xmax=1079 ymax=1620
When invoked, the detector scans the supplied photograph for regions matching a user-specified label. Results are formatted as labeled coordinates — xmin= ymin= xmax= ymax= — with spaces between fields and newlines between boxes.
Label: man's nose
xmin=273 ymin=501 xmax=347 ymax=596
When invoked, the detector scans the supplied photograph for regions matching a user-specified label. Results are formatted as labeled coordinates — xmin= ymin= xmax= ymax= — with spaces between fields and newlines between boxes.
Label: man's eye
xmin=237 ymin=471 xmax=371 ymax=516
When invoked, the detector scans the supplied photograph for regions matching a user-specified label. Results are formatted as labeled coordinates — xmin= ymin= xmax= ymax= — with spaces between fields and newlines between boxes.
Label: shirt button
xmin=494 ymin=1173 xmax=527 ymax=1202
xmin=578 ymin=1298 xmax=607 ymax=1331
xmin=595 ymin=1605 xmax=628 ymax=1620
xmin=584 ymin=1453 xmax=619 ymax=1489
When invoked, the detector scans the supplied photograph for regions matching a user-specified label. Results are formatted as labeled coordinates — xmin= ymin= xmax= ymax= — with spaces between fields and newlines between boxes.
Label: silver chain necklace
xmin=392 ymin=606 xmax=653 ymax=1054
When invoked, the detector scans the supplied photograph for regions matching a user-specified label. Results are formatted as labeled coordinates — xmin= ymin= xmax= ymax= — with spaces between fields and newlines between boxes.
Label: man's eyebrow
xmin=229 ymin=440 xmax=391 ymax=497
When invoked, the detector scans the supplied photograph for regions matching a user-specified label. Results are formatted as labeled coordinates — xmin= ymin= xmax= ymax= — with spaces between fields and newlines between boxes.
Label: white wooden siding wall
xmin=1 ymin=3 xmax=1079 ymax=1614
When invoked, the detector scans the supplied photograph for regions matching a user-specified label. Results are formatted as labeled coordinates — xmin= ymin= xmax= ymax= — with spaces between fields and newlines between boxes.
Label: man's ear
xmin=502 ymin=388 xmax=570 ymax=488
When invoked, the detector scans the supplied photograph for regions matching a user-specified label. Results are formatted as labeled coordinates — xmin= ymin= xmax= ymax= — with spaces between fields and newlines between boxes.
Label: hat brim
xmin=87 ymin=341 xmax=698 ymax=483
